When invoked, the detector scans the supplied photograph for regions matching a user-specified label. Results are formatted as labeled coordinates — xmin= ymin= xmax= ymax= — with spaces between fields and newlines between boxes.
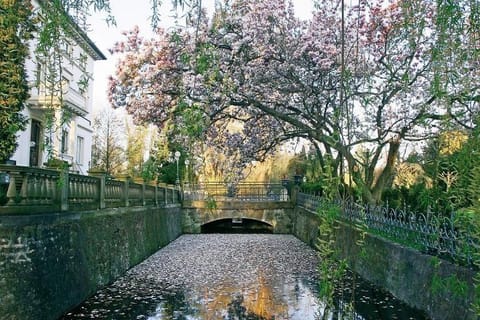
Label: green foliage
xmin=468 ymin=167 xmax=480 ymax=208
xmin=316 ymin=203 xmax=345 ymax=306
xmin=205 ymin=195 xmax=217 ymax=212
xmin=158 ymin=162 xmax=177 ymax=184
xmin=175 ymin=102 xmax=206 ymax=139
xmin=300 ymin=182 xmax=323 ymax=195
xmin=44 ymin=157 xmax=70 ymax=169
xmin=140 ymin=157 xmax=158 ymax=182
xmin=32 ymin=0 xmax=113 ymax=161
xmin=430 ymin=257 xmax=468 ymax=300
xmin=77 ymin=74 xmax=90 ymax=94
xmin=0 ymin=0 xmax=36 ymax=162
xmin=453 ymin=207 xmax=480 ymax=315
xmin=454 ymin=207 xmax=480 ymax=235
xmin=354 ymin=207 xmax=369 ymax=261
xmin=125 ymin=124 xmax=149 ymax=179
xmin=382 ymin=182 xmax=436 ymax=213
xmin=383 ymin=125 xmax=480 ymax=214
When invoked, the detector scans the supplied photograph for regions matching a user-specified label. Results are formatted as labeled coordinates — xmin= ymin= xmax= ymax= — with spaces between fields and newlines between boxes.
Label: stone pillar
xmin=115 ymin=174 xmax=131 ymax=207
xmin=88 ymin=170 xmax=106 ymax=209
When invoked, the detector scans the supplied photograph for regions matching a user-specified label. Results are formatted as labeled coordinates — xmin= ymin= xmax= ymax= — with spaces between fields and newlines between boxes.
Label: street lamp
xmin=174 ymin=151 xmax=181 ymax=186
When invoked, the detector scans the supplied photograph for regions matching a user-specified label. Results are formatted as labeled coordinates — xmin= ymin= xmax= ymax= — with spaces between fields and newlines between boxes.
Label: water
xmin=61 ymin=234 xmax=429 ymax=319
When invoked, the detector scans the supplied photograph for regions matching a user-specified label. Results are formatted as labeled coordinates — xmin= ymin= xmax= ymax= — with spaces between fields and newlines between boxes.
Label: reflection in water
xmin=146 ymin=274 xmax=319 ymax=319
xmin=62 ymin=234 xmax=428 ymax=320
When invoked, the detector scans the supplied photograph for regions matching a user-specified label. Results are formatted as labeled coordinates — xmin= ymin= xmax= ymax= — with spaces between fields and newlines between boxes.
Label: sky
xmin=87 ymin=0 xmax=315 ymax=115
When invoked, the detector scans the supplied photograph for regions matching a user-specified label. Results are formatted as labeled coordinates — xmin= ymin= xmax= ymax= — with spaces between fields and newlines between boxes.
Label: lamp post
xmin=174 ymin=151 xmax=181 ymax=186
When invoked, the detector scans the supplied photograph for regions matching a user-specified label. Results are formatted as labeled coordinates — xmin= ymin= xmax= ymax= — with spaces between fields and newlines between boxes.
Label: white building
xmin=11 ymin=4 xmax=106 ymax=175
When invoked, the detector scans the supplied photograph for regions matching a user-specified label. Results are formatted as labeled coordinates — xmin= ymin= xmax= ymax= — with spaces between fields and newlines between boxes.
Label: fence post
xmin=115 ymin=174 xmax=131 ymax=207
xmin=98 ymin=175 xmax=106 ymax=209
xmin=142 ymin=182 xmax=146 ymax=206
xmin=88 ymin=170 xmax=106 ymax=209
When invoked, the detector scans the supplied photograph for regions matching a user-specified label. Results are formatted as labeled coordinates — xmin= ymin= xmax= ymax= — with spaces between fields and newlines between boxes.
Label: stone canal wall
xmin=292 ymin=206 xmax=477 ymax=320
xmin=0 ymin=205 xmax=182 ymax=320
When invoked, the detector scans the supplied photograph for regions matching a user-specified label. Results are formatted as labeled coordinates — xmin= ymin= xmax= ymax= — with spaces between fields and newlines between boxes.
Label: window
xmin=61 ymin=129 xmax=69 ymax=154
xmin=79 ymin=53 xmax=88 ymax=71
xmin=76 ymin=136 xmax=84 ymax=165
xmin=29 ymin=120 xmax=42 ymax=167
xmin=64 ymin=41 xmax=73 ymax=58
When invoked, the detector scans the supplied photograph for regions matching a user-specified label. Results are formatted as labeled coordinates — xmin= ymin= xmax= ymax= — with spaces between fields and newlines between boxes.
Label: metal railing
xmin=183 ymin=182 xmax=290 ymax=201
xmin=0 ymin=165 xmax=181 ymax=215
xmin=297 ymin=192 xmax=479 ymax=267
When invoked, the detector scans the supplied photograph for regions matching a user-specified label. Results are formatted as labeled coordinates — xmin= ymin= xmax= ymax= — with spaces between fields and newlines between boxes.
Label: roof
xmin=36 ymin=0 xmax=106 ymax=60
xmin=65 ymin=14 xmax=107 ymax=61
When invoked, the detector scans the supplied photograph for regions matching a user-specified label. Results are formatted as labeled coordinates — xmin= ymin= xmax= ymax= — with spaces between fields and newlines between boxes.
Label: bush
xmin=454 ymin=207 xmax=480 ymax=235
xmin=300 ymin=181 xmax=324 ymax=195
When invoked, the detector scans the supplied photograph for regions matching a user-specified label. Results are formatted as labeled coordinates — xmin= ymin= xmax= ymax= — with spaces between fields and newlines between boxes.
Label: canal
xmin=61 ymin=234 xmax=429 ymax=319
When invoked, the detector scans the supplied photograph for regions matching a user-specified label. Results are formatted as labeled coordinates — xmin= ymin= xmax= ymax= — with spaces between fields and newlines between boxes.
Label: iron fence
xmin=297 ymin=192 xmax=479 ymax=267
xmin=183 ymin=182 xmax=290 ymax=202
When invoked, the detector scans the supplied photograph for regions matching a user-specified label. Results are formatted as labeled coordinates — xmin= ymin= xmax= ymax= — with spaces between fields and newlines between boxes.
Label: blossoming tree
xmin=108 ymin=0 xmax=480 ymax=202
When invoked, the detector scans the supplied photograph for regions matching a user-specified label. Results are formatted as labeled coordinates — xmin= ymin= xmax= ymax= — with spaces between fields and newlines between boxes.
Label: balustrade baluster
xmin=105 ymin=183 xmax=111 ymax=202
xmin=69 ymin=179 xmax=75 ymax=204
xmin=45 ymin=174 xmax=52 ymax=204
xmin=29 ymin=175 xmax=36 ymax=204
xmin=19 ymin=173 xmax=29 ymax=205
xmin=76 ymin=178 xmax=81 ymax=203
xmin=87 ymin=179 xmax=93 ymax=203
xmin=81 ymin=178 xmax=87 ymax=203
xmin=86 ymin=179 xmax=92 ymax=203
xmin=6 ymin=173 xmax=18 ymax=205
xmin=33 ymin=175 xmax=42 ymax=204
xmin=41 ymin=174 xmax=49 ymax=204
xmin=77 ymin=178 xmax=82 ymax=203
xmin=113 ymin=183 xmax=117 ymax=203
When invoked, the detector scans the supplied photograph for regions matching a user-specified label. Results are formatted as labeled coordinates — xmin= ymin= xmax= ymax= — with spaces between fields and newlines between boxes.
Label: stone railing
xmin=0 ymin=165 xmax=180 ymax=215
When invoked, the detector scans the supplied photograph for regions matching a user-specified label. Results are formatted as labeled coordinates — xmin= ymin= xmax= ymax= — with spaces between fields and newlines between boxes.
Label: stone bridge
xmin=181 ymin=183 xmax=294 ymax=233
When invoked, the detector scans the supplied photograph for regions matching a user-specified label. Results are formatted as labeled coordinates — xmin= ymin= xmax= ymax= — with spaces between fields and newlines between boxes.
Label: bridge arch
xmin=182 ymin=200 xmax=294 ymax=234
xmin=182 ymin=182 xmax=294 ymax=233
xmin=201 ymin=218 xmax=273 ymax=233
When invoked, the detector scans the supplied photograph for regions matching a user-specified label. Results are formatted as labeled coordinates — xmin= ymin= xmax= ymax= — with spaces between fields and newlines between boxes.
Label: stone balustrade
xmin=0 ymin=165 xmax=180 ymax=215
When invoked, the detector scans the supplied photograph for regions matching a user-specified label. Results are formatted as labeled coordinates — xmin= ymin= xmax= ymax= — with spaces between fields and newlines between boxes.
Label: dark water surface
xmin=61 ymin=234 xmax=429 ymax=319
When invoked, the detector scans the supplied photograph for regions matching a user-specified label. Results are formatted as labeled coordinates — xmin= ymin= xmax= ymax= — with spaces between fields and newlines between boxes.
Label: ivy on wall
xmin=0 ymin=0 xmax=36 ymax=162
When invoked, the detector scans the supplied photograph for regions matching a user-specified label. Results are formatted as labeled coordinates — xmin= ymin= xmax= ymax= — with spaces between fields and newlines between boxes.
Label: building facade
xmin=11 ymin=3 xmax=105 ymax=175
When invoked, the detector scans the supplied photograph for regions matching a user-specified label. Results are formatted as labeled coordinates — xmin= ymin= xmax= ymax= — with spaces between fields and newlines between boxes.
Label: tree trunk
xmin=370 ymin=138 xmax=401 ymax=203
